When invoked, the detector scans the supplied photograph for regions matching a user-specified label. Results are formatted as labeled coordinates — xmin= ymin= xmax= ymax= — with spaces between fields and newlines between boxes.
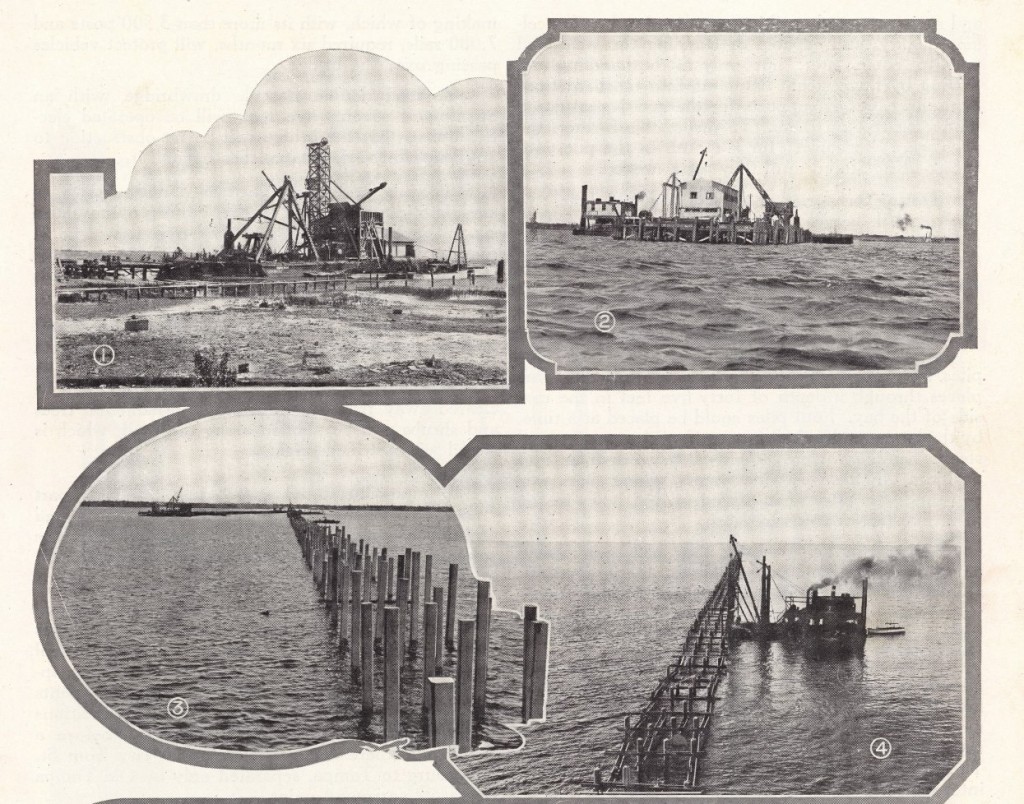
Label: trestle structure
xmin=599 ymin=556 xmax=740 ymax=792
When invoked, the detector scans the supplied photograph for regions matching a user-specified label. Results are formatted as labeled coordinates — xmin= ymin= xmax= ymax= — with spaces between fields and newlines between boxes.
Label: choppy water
xmin=51 ymin=507 xmax=522 ymax=752
xmin=526 ymin=231 xmax=960 ymax=371
xmin=459 ymin=541 xmax=963 ymax=795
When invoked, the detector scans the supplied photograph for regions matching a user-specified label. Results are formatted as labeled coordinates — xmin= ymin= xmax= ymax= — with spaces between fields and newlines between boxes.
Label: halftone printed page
xmin=1 ymin=2 xmax=1019 ymax=804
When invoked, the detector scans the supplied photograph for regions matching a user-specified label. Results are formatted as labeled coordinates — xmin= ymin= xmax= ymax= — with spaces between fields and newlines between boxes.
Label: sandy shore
xmin=55 ymin=283 xmax=507 ymax=387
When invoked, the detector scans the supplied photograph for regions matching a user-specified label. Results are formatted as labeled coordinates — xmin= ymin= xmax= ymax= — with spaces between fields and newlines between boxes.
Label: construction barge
xmin=574 ymin=150 xmax=852 ymax=246
xmin=138 ymin=490 xmax=288 ymax=518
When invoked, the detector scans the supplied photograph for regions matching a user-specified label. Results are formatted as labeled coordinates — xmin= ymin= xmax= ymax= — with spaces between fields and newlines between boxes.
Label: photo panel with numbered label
xmin=39 ymin=409 xmax=529 ymax=765
xmin=512 ymin=20 xmax=977 ymax=389
xmin=37 ymin=415 xmax=978 ymax=801
xmin=38 ymin=49 xmax=517 ymax=407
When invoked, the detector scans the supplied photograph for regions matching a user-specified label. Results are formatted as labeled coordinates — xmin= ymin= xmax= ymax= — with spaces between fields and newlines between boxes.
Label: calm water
xmin=51 ymin=507 xmax=522 ymax=752
xmin=526 ymin=231 xmax=960 ymax=371
xmin=458 ymin=541 xmax=963 ymax=795
xmin=51 ymin=516 xmax=963 ymax=793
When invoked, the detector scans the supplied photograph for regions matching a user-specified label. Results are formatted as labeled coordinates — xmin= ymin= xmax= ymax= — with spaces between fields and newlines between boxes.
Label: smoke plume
xmin=896 ymin=212 xmax=914 ymax=232
xmin=810 ymin=545 xmax=959 ymax=590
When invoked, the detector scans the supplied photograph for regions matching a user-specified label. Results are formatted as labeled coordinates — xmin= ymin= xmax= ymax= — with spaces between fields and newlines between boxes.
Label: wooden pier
xmin=597 ymin=555 xmax=740 ymax=793
xmin=286 ymin=509 xmax=548 ymax=751
xmin=57 ymin=276 xmax=351 ymax=303
xmin=598 ymin=216 xmax=810 ymax=246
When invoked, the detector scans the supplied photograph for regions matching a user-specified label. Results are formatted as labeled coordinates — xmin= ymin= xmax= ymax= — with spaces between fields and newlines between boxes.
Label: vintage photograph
xmin=45 ymin=412 xmax=533 ymax=755
xmin=446 ymin=444 xmax=970 ymax=795
xmin=48 ymin=49 xmax=508 ymax=389
xmin=522 ymin=31 xmax=968 ymax=373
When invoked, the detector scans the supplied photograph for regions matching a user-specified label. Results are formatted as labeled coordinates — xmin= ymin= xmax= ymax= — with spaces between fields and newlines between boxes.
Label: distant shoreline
xmin=81 ymin=501 xmax=454 ymax=512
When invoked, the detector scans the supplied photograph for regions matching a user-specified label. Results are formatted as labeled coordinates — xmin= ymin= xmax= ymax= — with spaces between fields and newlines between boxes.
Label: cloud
xmin=52 ymin=50 xmax=507 ymax=259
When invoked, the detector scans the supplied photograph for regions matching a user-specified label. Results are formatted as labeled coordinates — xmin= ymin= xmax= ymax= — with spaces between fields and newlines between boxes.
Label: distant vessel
xmin=139 ymin=489 xmax=287 ymax=517
xmin=867 ymin=622 xmax=906 ymax=636
xmin=139 ymin=489 xmax=194 ymax=517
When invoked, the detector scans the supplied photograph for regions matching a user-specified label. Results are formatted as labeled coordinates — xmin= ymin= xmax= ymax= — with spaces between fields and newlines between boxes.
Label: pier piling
xmin=339 ymin=561 xmax=352 ymax=649
xmin=427 ymin=677 xmax=455 ymax=748
xmin=473 ymin=580 xmax=491 ymax=716
xmin=456 ymin=619 xmax=475 ymax=753
xmin=522 ymin=605 xmax=538 ymax=721
xmin=445 ymin=564 xmax=459 ymax=651
xmin=529 ymin=620 xmax=549 ymax=720
xmin=360 ymin=601 xmax=374 ymax=714
xmin=350 ymin=569 xmax=363 ymax=672
xmin=397 ymin=573 xmax=410 ymax=661
xmin=384 ymin=606 xmax=401 ymax=741
xmin=283 ymin=510 xmax=508 ymax=752
xmin=409 ymin=551 xmax=421 ymax=653
xmin=375 ymin=556 xmax=387 ymax=652
xmin=328 ymin=546 xmax=338 ymax=613
xmin=422 ymin=601 xmax=438 ymax=713
xmin=432 ymin=587 xmax=444 ymax=673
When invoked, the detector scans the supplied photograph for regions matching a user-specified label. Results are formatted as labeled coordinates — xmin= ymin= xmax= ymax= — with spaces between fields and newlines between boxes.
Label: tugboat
xmin=728 ymin=536 xmax=868 ymax=652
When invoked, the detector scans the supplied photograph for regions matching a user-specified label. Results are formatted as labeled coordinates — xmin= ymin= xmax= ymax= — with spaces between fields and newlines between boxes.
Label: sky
xmin=447 ymin=447 xmax=965 ymax=546
xmin=50 ymin=49 xmax=507 ymax=260
xmin=524 ymin=33 xmax=964 ymax=237
xmin=85 ymin=411 xmax=450 ymax=507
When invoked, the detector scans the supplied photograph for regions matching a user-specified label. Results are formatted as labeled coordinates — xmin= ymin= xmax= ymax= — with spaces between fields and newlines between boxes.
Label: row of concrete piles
xmin=289 ymin=512 xmax=549 ymax=752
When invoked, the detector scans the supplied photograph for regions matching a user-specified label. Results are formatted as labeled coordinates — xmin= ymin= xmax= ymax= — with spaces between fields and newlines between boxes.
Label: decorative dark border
xmin=34 ymin=404 xmax=980 ymax=802
xmin=510 ymin=19 xmax=979 ymax=389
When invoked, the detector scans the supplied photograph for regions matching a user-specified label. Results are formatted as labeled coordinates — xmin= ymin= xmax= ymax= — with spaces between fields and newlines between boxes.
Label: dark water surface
xmin=458 ymin=541 xmax=963 ymax=795
xmin=51 ymin=514 xmax=963 ymax=793
xmin=51 ymin=507 xmax=521 ymax=752
xmin=526 ymin=231 xmax=960 ymax=371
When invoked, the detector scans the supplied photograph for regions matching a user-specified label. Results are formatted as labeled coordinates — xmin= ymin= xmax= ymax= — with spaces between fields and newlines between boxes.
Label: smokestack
xmin=580 ymin=184 xmax=588 ymax=229
xmin=760 ymin=557 xmax=771 ymax=628
xmin=861 ymin=577 xmax=869 ymax=636
xmin=223 ymin=219 xmax=235 ymax=252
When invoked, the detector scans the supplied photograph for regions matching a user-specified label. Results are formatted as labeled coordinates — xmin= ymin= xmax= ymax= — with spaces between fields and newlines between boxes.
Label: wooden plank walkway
xmin=597 ymin=555 xmax=740 ymax=793
xmin=58 ymin=277 xmax=351 ymax=302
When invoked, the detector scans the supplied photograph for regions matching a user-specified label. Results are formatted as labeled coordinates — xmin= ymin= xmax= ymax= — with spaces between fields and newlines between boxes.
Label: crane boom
xmin=692 ymin=147 xmax=708 ymax=181
xmin=357 ymin=182 xmax=387 ymax=206
xmin=727 ymin=164 xmax=773 ymax=206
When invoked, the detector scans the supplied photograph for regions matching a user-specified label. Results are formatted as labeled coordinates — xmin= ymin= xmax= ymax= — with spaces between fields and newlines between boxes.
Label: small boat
xmin=867 ymin=622 xmax=906 ymax=636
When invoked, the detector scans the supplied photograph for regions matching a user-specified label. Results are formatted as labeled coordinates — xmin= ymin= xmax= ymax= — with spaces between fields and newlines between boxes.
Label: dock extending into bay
xmin=288 ymin=509 xmax=549 ymax=751
xmin=596 ymin=555 xmax=739 ymax=793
